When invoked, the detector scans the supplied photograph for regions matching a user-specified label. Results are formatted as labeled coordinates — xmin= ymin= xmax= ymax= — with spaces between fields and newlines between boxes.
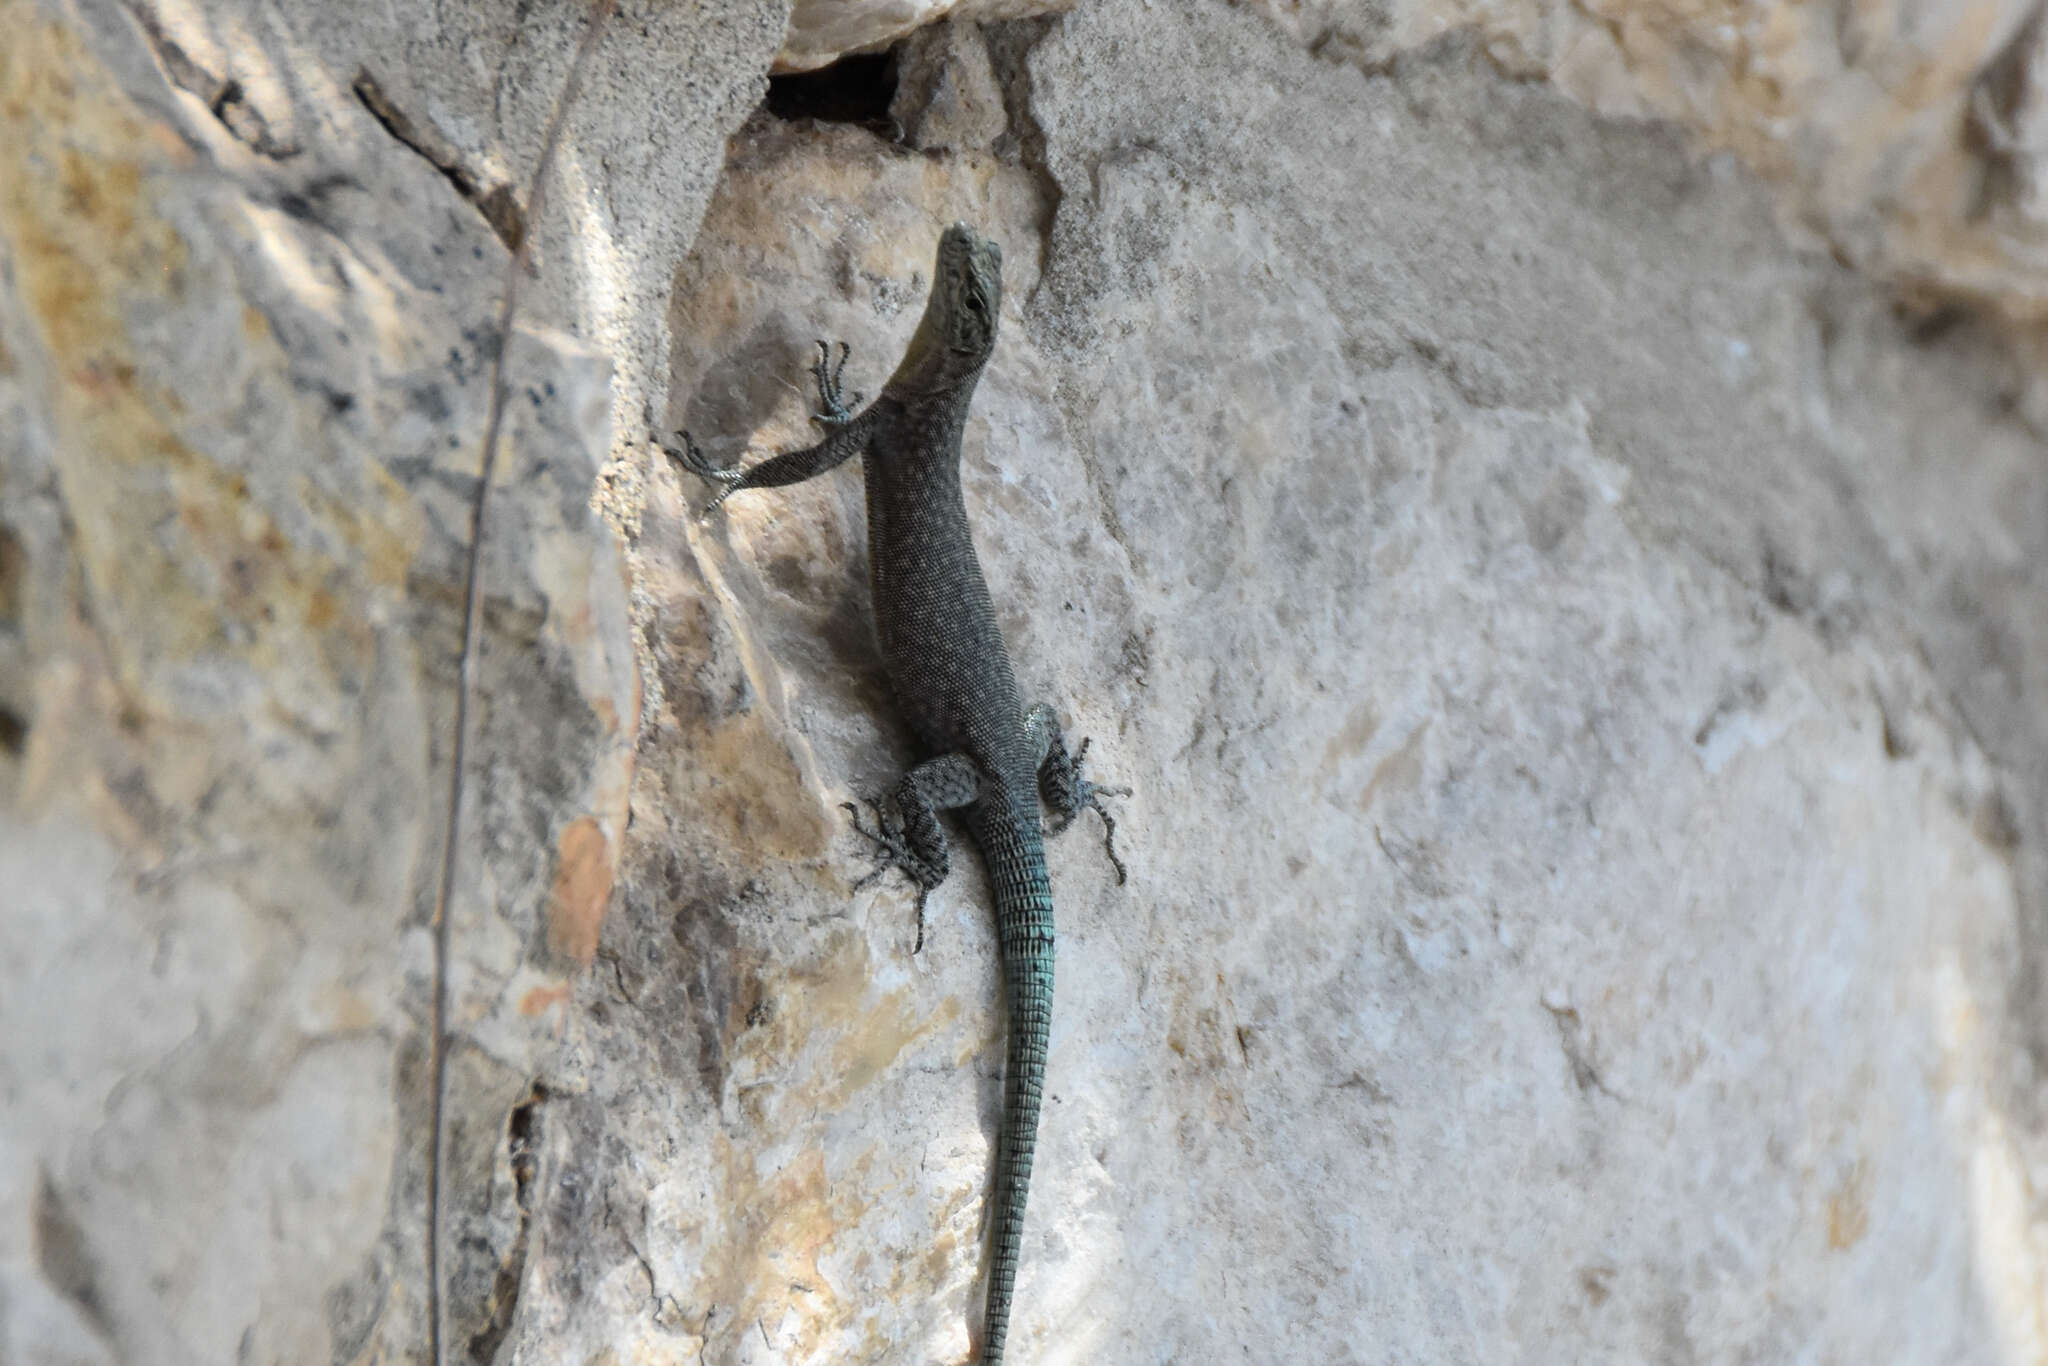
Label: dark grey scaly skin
xmin=664 ymin=224 xmax=1126 ymax=1364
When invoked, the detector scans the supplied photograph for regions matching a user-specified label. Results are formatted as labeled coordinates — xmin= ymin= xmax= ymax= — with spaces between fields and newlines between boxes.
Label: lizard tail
xmin=980 ymin=937 xmax=1051 ymax=1364
xmin=977 ymin=827 xmax=1055 ymax=1365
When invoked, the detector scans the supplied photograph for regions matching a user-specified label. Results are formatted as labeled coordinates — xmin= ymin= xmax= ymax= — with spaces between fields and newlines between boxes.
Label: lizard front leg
xmin=663 ymin=341 xmax=875 ymax=509
xmin=844 ymin=752 xmax=989 ymax=952
xmin=1024 ymin=704 xmax=1130 ymax=884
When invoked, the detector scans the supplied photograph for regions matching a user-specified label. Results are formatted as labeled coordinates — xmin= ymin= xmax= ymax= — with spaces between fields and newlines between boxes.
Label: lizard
xmin=663 ymin=223 xmax=1127 ymax=1364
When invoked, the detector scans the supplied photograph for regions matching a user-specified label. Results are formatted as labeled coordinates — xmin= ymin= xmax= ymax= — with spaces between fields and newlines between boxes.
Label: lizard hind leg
xmin=843 ymin=752 xmax=988 ymax=952
xmin=1023 ymin=704 xmax=1132 ymax=885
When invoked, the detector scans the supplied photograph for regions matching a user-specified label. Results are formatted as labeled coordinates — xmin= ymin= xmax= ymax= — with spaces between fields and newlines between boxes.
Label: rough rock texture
xmin=791 ymin=0 xmax=2048 ymax=335
xmin=7 ymin=0 xmax=2048 ymax=1365
xmin=596 ymin=8 xmax=2048 ymax=1366
xmin=1244 ymin=0 xmax=2048 ymax=335
xmin=778 ymin=0 xmax=1074 ymax=74
xmin=0 ymin=0 xmax=773 ymax=1361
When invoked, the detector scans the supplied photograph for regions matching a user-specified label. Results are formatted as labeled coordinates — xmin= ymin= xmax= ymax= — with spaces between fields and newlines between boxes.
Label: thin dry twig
xmin=425 ymin=5 xmax=615 ymax=1364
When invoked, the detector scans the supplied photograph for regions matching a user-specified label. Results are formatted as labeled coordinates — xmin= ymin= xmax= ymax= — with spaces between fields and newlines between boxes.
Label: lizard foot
xmin=842 ymin=798 xmax=945 ymax=952
xmin=660 ymin=428 xmax=742 ymax=514
xmin=809 ymin=340 xmax=863 ymax=427
xmin=1043 ymin=736 xmax=1131 ymax=885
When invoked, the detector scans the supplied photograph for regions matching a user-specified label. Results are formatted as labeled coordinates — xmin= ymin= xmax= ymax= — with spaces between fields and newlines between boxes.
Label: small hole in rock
xmin=764 ymin=50 xmax=899 ymax=133
xmin=0 ymin=707 xmax=25 ymax=756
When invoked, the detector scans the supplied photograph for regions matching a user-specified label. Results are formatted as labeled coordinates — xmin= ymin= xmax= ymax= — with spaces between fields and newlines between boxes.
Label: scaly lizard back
xmin=665 ymin=224 xmax=1126 ymax=1363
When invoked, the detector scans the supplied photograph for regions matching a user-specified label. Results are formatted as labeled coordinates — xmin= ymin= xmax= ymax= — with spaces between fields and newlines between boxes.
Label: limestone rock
xmin=778 ymin=0 xmax=1074 ymax=73
xmin=0 ymin=0 xmax=768 ymax=1360
xmin=1244 ymin=0 xmax=2048 ymax=328
xmin=6 ymin=0 xmax=2048 ymax=1364
xmin=592 ymin=8 xmax=2048 ymax=1363
xmin=891 ymin=20 xmax=1012 ymax=153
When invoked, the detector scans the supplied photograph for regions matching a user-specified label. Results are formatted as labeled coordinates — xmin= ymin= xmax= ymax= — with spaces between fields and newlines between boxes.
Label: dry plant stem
xmin=424 ymin=5 xmax=615 ymax=1364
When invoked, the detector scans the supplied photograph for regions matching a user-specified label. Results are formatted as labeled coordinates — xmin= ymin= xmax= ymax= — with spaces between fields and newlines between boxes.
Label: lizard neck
xmin=882 ymin=261 xmax=996 ymax=402
xmin=884 ymin=323 xmax=992 ymax=402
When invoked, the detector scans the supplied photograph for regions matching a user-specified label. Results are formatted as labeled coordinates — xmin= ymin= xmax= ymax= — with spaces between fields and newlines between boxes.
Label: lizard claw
xmin=1044 ymin=736 xmax=1131 ymax=884
xmin=810 ymin=340 xmax=862 ymax=427
xmin=661 ymin=428 xmax=743 ymax=514
xmin=842 ymin=799 xmax=943 ymax=951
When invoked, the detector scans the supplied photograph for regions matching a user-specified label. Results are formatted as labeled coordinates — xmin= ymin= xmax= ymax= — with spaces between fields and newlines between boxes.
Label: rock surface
xmin=791 ymin=0 xmax=2048 ymax=336
xmin=5 ymin=0 xmax=2048 ymax=1364
xmin=0 ymin=0 xmax=763 ymax=1360
xmin=1249 ymin=0 xmax=2048 ymax=337
xmin=779 ymin=0 xmax=1074 ymax=74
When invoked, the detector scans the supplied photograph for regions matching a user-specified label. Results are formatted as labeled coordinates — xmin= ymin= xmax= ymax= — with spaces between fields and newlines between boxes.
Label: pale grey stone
xmin=779 ymin=0 xmax=1074 ymax=74
xmin=5 ymin=0 xmax=2047 ymax=1363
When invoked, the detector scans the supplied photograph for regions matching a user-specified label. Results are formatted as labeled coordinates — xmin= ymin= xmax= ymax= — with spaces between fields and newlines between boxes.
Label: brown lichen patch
xmin=687 ymin=1137 xmax=856 ymax=1358
xmin=306 ymin=983 xmax=380 ymax=1034
xmin=1 ymin=22 xmax=189 ymax=357
xmin=0 ymin=15 xmax=395 ymax=734
xmin=545 ymin=815 xmax=613 ymax=966
xmin=588 ymin=687 xmax=618 ymax=735
xmin=1319 ymin=700 xmax=1382 ymax=778
xmin=1160 ymin=969 xmax=1254 ymax=1131
xmin=0 ymin=526 xmax=25 ymax=626
xmin=1825 ymin=1159 xmax=1871 ymax=1250
xmin=740 ymin=925 xmax=962 ymax=1115
xmin=827 ymin=980 xmax=958 ymax=1112
xmin=1359 ymin=717 xmax=1429 ymax=812
xmin=299 ymin=463 xmax=417 ymax=594
xmin=518 ymin=982 xmax=570 ymax=1017
xmin=687 ymin=924 xmax=969 ymax=1352
xmin=700 ymin=707 xmax=836 ymax=861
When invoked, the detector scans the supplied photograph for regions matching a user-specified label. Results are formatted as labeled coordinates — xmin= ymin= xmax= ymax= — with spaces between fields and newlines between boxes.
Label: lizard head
xmin=886 ymin=224 xmax=1004 ymax=395
xmin=933 ymin=222 xmax=1002 ymax=366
